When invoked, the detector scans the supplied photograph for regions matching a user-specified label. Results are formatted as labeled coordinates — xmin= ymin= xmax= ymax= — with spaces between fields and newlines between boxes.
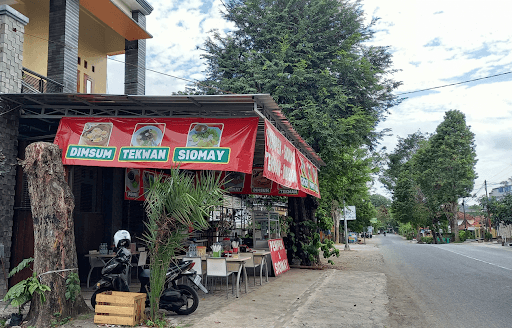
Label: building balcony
xmin=21 ymin=67 xmax=64 ymax=94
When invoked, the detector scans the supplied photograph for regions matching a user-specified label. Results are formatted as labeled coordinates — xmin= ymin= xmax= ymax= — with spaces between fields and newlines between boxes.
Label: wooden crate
xmin=94 ymin=291 xmax=146 ymax=327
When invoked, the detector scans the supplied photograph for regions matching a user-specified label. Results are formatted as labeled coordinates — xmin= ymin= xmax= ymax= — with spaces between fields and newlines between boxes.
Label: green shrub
xmin=485 ymin=231 xmax=493 ymax=241
xmin=420 ymin=236 xmax=433 ymax=244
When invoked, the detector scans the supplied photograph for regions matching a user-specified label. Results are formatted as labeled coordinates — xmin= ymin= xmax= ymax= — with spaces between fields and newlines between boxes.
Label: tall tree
xmin=414 ymin=110 xmax=477 ymax=242
xmin=380 ymin=131 xmax=429 ymax=192
xmin=195 ymin=0 xmax=401 ymax=264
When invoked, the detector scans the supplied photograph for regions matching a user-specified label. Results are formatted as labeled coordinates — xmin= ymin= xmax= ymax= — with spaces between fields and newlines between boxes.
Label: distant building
xmin=489 ymin=185 xmax=512 ymax=200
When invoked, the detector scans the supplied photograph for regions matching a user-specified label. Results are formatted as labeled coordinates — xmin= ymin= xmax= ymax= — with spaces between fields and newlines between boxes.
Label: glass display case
xmin=252 ymin=210 xmax=280 ymax=249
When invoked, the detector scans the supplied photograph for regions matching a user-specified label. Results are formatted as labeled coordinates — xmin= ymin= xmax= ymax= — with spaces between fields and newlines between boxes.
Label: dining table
xmin=176 ymin=254 xmax=250 ymax=298
xmin=251 ymin=250 xmax=271 ymax=284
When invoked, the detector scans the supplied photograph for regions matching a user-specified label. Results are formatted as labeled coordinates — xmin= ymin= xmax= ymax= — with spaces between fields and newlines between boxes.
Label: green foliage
xmin=485 ymin=231 xmax=493 ymax=241
xmin=143 ymin=169 xmax=224 ymax=320
xmin=193 ymin=0 xmax=402 ymax=261
xmin=65 ymin=273 xmax=81 ymax=303
xmin=3 ymin=258 xmax=50 ymax=314
xmin=481 ymin=194 xmax=512 ymax=225
xmin=420 ymin=237 xmax=433 ymax=244
xmin=145 ymin=316 xmax=168 ymax=328
xmin=387 ymin=111 xmax=477 ymax=243
xmin=8 ymin=257 xmax=33 ymax=278
xmin=459 ymin=230 xmax=474 ymax=242
xmin=3 ymin=272 xmax=51 ymax=314
xmin=50 ymin=312 xmax=71 ymax=328
xmin=380 ymin=131 xmax=429 ymax=191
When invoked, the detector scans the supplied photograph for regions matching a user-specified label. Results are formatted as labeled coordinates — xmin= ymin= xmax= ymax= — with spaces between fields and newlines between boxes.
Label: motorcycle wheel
xmin=172 ymin=284 xmax=199 ymax=315
xmin=91 ymin=287 xmax=114 ymax=309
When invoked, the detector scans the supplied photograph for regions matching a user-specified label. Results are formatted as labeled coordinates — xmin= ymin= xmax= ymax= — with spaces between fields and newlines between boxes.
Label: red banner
xmin=54 ymin=117 xmax=259 ymax=173
xmin=296 ymin=151 xmax=320 ymax=198
xmin=268 ymin=238 xmax=290 ymax=275
xmin=223 ymin=169 xmax=306 ymax=197
xmin=263 ymin=120 xmax=300 ymax=190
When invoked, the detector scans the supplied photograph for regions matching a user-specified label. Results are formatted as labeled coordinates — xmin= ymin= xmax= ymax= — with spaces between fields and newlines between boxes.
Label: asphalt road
xmin=379 ymin=234 xmax=512 ymax=327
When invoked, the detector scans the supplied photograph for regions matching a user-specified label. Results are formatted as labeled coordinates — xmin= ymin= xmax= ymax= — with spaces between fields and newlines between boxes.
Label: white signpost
xmin=341 ymin=205 xmax=356 ymax=250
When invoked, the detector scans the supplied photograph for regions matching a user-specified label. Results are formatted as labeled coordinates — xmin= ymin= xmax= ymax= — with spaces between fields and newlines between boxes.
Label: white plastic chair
xmin=206 ymin=257 xmax=235 ymax=298
xmin=183 ymin=257 xmax=207 ymax=291
xmin=87 ymin=256 xmax=106 ymax=288
xmin=136 ymin=251 xmax=148 ymax=281
xmin=239 ymin=252 xmax=262 ymax=286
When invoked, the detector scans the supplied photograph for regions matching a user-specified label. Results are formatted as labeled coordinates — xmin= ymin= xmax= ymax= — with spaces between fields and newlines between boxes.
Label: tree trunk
xmin=20 ymin=142 xmax=90 ymax=327
xmin=286 ymin=195 xmax=319 ymax=266
xmin=449 ymin=201 xmax=460 ymax=242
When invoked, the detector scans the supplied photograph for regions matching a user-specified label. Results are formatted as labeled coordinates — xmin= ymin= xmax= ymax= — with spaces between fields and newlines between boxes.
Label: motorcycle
xmin=91 ymin=246 xmax=132 ymax=308
xmin=138 ymin=259 xmax=207 ymax=315
xmin=383 ymin=231 xmax=386 ymax=236
xmin=91 ymin=254 xmax=205 ymax=315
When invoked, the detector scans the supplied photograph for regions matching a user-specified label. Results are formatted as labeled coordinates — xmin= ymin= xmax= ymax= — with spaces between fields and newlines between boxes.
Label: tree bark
xmin=20 ymin=142 xmax=90 ymax=327
xmin=286 ymin=195 xmax=319 ymax=266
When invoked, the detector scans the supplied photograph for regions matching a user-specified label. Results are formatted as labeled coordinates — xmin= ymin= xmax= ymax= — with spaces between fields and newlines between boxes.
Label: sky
xmin=107 ymin=0 xmax=512 ymax=204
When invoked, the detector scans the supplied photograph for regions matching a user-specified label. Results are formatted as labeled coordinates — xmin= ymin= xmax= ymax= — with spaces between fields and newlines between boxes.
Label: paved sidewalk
xmin=187 ymin=268 xmax=387 ymax=328
xmin=0 ymin=241 xmax=389 ymax=327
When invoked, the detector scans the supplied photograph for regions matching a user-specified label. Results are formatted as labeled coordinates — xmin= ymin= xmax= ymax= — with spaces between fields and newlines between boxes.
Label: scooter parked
xmin=138 ymin=259 xmax=206 ymax=315
xmin=91 ymin=230 xmax=132 ymax=308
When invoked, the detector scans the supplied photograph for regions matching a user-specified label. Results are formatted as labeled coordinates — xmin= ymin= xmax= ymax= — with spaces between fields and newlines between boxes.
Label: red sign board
xmin=296 ymin=151 xmax=320 ymax=198
xmin=263 ymin=120 xmax=300 ymax=190
xmin=54 ymin=117 xmax=259 ymax=173
xmin=268 ymin=238 xmax=290 ymax=275
xmin=222 ymin=169 xmax=306 ymax=197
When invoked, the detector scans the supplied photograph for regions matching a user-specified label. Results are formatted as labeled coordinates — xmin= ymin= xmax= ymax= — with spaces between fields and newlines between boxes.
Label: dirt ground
xmin=320 ymin=238 xmax=429 ymax=328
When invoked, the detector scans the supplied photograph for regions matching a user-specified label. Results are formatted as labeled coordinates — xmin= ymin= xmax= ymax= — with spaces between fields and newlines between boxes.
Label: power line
xmin=107 ymin=57 xmax=235 ymax=95
xmin=395 ymin=71 xmax=512 ymax=96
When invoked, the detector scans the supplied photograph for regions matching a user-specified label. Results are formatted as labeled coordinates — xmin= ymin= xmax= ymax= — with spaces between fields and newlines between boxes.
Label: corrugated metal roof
xmin=0 ymin=93 xmax=325 ymax=167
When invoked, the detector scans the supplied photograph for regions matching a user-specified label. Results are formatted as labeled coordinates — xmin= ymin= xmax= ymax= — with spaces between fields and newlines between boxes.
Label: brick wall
xmin=125 ymin=10 xmax=146 ymax=95
xmin=0 ymin=5 xmax=27 ymax=297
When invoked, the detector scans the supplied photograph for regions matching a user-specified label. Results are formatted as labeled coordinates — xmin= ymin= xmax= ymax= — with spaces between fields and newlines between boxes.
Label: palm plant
xmin=142 ymin=169 xmax=224 ymax=320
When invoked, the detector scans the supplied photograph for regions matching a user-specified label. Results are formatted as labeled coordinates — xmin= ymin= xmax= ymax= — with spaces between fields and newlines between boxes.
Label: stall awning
xmin=1 ymin=93 xmax=324 ymax=198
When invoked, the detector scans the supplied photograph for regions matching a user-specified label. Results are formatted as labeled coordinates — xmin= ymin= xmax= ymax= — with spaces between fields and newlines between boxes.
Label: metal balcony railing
xmin=21 ymin=67 xmax=64 ymax=93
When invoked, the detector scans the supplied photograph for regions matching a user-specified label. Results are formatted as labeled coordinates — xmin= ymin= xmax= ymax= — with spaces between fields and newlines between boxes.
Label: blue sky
xmin=107 ymin=0 xmax=512 ymax=203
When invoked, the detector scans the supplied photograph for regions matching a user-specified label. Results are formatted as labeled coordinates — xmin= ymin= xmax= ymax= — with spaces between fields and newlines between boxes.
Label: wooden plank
xmin=95 ymin=305 xmax=136 ymax=315
xmin=94 ymin=315 xmax=136 ymax=326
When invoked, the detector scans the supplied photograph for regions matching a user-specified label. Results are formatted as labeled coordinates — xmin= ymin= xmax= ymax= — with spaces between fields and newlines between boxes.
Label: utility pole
xmin=485 ymin=180 xmax=491 ymax=237
xmin=343 ymin=200 xmax=350 ymax=251
xmin=463 ymin=198 xmax=466 ymax=230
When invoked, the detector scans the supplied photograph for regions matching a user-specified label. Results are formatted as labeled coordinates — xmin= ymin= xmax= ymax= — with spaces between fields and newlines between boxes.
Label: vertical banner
xmin=263 ymin=120 xmax=300 ymax=190
xmin=268 ymin=238 xmax=290 ymax=275
xmin=296 ymin=151 xmax=320 ymax=198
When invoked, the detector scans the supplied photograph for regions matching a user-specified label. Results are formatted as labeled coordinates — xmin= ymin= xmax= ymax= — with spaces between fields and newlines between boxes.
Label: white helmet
xmin=114 ymin=230 xmax=131 ymax=248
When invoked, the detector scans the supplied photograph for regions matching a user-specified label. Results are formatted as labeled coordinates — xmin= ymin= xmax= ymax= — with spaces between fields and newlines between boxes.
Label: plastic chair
xmin=206 ymin=257 xmax=235 ymax=298
xmin=87 ymin=256 xmax=106 ymax=288
xmin=239 ymin=252 xmax=262 ymax=286
xmin=136 ymin=251 xmax=148 ymax=281
xmin=183 ymin=257 xmax=206 ymax=291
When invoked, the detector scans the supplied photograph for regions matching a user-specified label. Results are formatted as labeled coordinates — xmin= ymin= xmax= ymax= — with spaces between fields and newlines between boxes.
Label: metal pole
xmin=343 ymin=201 xmax=350 ymax=251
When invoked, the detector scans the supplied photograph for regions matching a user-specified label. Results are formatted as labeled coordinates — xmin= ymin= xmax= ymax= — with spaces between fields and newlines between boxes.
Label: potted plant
xmin=2 ymin=258 xmax=51 ymax=325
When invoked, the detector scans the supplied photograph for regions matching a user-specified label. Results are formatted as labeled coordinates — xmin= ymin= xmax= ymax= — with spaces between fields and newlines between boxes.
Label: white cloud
xmin=107 ymin=0 xmax=512 ymax=203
